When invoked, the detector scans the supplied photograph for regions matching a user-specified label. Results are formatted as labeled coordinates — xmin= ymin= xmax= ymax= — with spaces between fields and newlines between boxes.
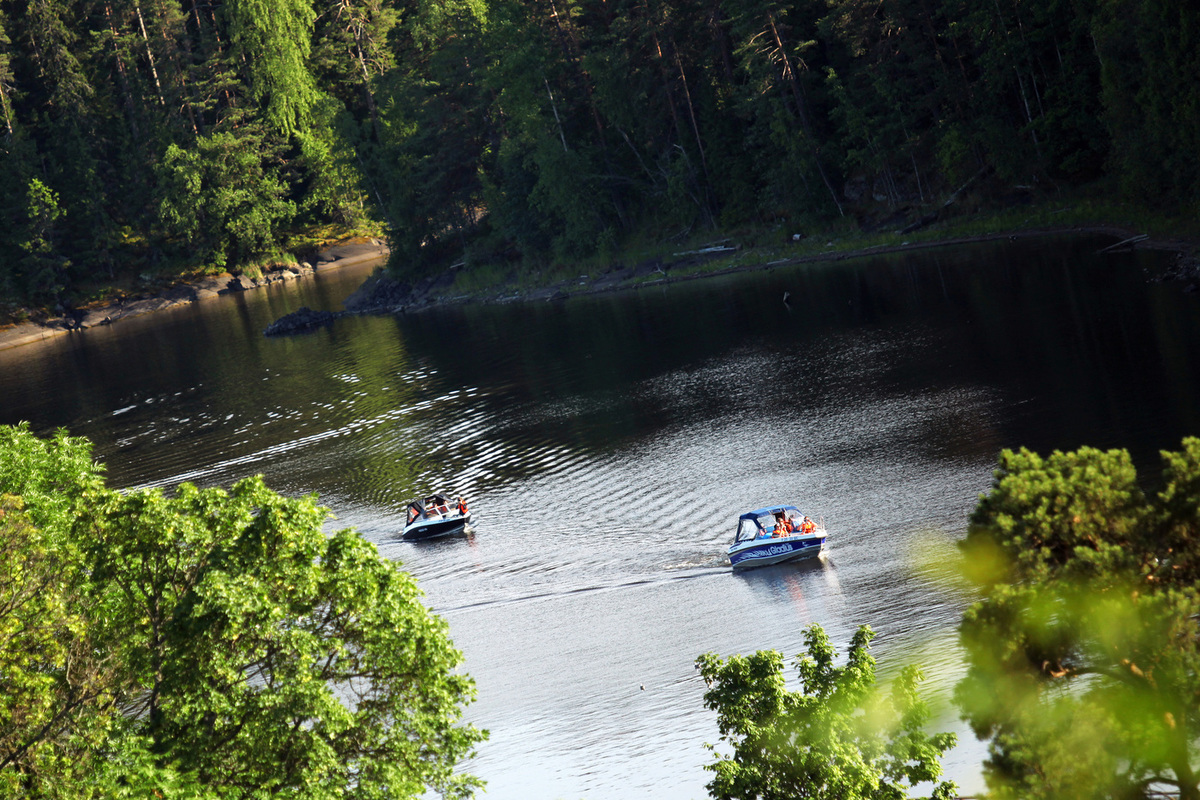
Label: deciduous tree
xmin=222 ymin=0 xmax=321 ymax=137
xmin=0 ymin=425 xmax=123 ymax=797
xmin=83 ymin=476 xmax=487 ymax=799
xmin=697 ymin=624 xmax=957 ymax=800
xmin=0 ymin=424 xmax=487 ymax=799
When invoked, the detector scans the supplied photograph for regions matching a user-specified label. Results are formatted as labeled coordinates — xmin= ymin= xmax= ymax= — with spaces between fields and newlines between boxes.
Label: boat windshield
xmin=734 ymin=516 xmax=767 ymax=543
xmin=734 ymin=509 xmax=804 ymax=542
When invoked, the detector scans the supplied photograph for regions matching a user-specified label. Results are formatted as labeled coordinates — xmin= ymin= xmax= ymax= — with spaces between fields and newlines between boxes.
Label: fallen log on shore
xmin=1097 ymin=233 xmax=1149 ymax=253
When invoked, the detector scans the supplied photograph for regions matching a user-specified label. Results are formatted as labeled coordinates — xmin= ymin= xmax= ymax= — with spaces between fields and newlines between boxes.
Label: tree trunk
xmin=670 ymin=36 xmax=709 ymax=183
xmin=650 ymin=28 xmax=687 ymax=152
xmin=545 ymin=78 xmax=568 ymax=152
xmin=911 ymin=151 xmax=925 ymax=205
xmin=189 ymin=0 xmax=237 ymax=119
xmin=103 ymin=4 xmax=141 ymax=142
xmin=0 ymin=82 xmax=13 ymax=136
xmin=672 ymin=47 xmax=714 ymax=227
xmin=151 ymin=0 xmax=200 ymax=136
xmin=708 ymin=0 xmax=735 ymax=84
xmin=0 ymin=31 xmax=14 ymax=136
xmin=992 ymin=0 xmax=1041 ymax=159
xmin=351 ymin=27 xmax=380 ymax=142
xmin=134 ymin=3 xmax=166 ymax=106
xmin=766 ymin=13 xmax=844 ymax=216
xmin=543 ymin=0 xmax=606 ymax=143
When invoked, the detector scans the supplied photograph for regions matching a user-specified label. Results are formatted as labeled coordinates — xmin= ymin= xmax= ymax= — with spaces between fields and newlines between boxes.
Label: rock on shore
xmin=341 ymin=270 xmax=416 ymax=313
xmin=263 ymin=306 xmax=344 ymax=336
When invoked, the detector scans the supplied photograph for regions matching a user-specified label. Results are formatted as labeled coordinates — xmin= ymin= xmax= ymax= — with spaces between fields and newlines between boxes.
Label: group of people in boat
xmin=760 ymin=510 xmax=817 ymax=538
xmin=407 ymin=495 xmax=468 ymax=525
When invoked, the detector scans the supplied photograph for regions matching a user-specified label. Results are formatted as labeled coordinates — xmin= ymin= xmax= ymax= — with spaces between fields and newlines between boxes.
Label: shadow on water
xmin=733 ymin=553 xmax=836 ymax=582
xmin=401 ymin=525 xmax=477 ymax=547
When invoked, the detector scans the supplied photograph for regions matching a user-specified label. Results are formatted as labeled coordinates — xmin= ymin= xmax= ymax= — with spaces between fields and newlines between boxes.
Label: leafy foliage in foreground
xmin=697 ymin=624 xmax=956 ymax=800
xmin=958 ymin=439 xmax=1200 ymax=800
xmin=0 ymin=423 xmax=485 ymax=799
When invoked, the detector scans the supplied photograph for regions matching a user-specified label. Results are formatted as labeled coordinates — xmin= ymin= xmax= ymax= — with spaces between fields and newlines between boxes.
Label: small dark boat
xmin=402 ymin=493 xmax=472 ymax=540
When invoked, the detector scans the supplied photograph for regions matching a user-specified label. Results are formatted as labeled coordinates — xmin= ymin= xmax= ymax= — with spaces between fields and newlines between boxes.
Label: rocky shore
xmin=0 ymin=240 xmax=388 ymax=352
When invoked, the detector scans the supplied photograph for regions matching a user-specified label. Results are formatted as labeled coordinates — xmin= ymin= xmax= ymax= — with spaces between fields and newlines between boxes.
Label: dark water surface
xmin=3 ymin=238 xmax=1199 ymax=798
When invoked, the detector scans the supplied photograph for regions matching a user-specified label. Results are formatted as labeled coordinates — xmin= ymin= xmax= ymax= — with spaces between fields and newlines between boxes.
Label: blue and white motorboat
xmin=727 ymin=505 xmax=826 ymax=569
xmin=402 ymin=493 xmax=472 ymax=540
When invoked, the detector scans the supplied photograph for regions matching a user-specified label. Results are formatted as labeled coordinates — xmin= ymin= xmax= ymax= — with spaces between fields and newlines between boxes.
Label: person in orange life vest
xmin=456 ymin=496 xmax=468 ymax=516
xmin=800 ymin=516 xmax=816 ymax=534
xmin=773 ymin=513 xmax=792 ymax=537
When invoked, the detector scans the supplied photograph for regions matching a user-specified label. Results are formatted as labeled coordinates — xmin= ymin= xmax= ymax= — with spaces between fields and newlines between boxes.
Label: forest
xmin=1 ymin=0 xmax=1197 ymax=308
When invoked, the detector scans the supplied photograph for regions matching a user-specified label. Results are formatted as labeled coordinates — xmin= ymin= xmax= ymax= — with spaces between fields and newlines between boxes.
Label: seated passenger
xmin=800 ymin=516 xmax=816 ymax=534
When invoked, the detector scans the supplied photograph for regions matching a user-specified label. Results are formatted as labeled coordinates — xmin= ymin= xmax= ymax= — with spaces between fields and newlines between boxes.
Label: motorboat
xmin=727 ymin=505 xmax=826 ymax=569
xmin=402 ymin=493 xmax=472 ymax=540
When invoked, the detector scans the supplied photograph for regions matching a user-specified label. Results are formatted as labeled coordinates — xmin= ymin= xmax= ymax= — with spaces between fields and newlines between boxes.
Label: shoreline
xmin=0 ymin=241 xmax=389 ymax=352
xmin=4 ymin=225 xmax=1197 ymax=349
xmin=520 ymin=225 xmax=1197 ymax=303
xmin=336 ymin=225 xmax=1199 ymax=320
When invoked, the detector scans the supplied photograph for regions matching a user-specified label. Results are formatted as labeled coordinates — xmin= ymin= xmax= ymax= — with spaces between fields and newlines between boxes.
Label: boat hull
xmin=728 ymin=533 xmax=825 ymax=569
xmin=402 ymin=513 xmax=472 ymax=541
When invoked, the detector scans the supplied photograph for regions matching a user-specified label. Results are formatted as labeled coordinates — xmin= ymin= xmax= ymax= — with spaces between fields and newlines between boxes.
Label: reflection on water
xmin=3 ymin=237 xmax=1199 ymax=798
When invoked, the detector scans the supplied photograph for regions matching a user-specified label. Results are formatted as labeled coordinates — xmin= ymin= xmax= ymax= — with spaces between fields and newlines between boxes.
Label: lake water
xmin=2 ymin=237 xmax=1198 ymax=798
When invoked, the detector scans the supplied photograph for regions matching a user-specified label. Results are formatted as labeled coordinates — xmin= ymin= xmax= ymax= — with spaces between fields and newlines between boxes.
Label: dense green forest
xmin=1 ymin=0 xmax=1198 ymax=308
